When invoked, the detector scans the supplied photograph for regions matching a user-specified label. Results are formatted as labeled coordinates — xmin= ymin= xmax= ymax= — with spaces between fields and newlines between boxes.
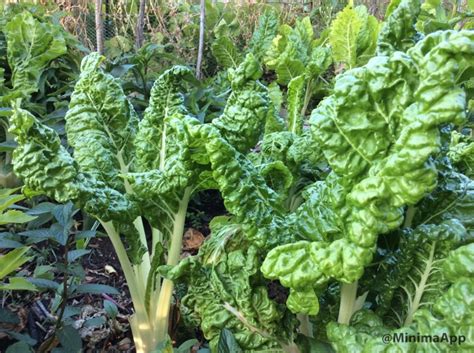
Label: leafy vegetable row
xmin=5 ymin=0 xmax=474 ymax=352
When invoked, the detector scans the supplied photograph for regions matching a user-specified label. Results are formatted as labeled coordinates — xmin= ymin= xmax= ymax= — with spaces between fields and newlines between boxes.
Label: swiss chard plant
xmin=0 ymin=8 xmax=82 ymax=109
xmin=259 ymin=1 xmax=380 ymax=143
xmin=0 ymin=7 xmax=84 ymax=188
xmin=8 ymin=49 xmax=277 ymax=352
xmin=263 ymin=0 xmax=473 ymax=309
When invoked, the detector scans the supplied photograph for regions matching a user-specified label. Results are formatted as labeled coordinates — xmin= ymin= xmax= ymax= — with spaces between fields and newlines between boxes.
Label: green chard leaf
xmin=66 ymin=52 xmax=138 ymax=191
xmin=4 ymin=11 xmax=67 ymax=100
xmin=287 ymin=75 xmax=305 ymax=135
xmin=212 ymin=54 xmax=269 ymax=153
xmin=160 ymin=220 xmax=296 ymax=352
xmin=329 ymin=3 xmax=380 ymax=69
xmin=211 ymin=36 xmax=242 ymax=69
xmin=448 ymin=131 xmax=474 ymax=178
xmin=328 ymin=241 xmax=474 ymax=352
xmin=264 ymin=17 xmax=314 ymax=85
xmin=377 ymin=0 xmax=421 ymax=56
xmin=249 ymin=9 xmax=280 ymax=61
xmin=415 ymin=168 xmax=474 ymax=238
xmin=10 ymin=54 xmax=139 ymax=234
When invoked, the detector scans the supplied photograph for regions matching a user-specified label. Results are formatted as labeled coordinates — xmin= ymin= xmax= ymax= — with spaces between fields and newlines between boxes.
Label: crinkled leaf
xmin=4 ymin=11 xmax=67 ymax=98
xmin=377 ymin=0 xmax=421 ymax=55
xmin=249 ymin=9 xmax=279 ymax=61
xmin=211 ymin=36 xmax=242 ymax=69
xmin=287 ymin=75 xmax=305 ymax=135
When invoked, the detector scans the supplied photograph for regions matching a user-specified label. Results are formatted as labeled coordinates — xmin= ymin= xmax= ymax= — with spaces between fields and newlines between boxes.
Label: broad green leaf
xmin=415 ymin=170 xmax=474 ymax=237
xmin=443 ymin=243 xmax=474 ymax=281
xmin=84 ymin=316 xmax=106 ymax=328
xmin=355 ymin=6 xmax=379 ymax=65
xmin=263 ymin=16 xmax=321 ymax=85
xmin=263 ymin=30 xmax=474 ymax=313
xmin=262 ymin=241 xmax=325 ymax=291
xmin=103 ymin=299 xmax=118 ymax=319
xmin=65 ymin=52 xmax=138 ymax=191
xmin=162 ymin=245 xmax=290 ymax=351
xmin=287 ymin=75 xmax=305 ymax=135
xmin=50 ymin=223 xmax=68 ymax=246
xmin=305 ymin=46 xmax=332 ymax=79
xmin=6 ymin=341 xmax=33 ymax=353
xmin=422 ymin=0 xmax=442 ymax=12
xmin=377 ymin=0 xmax=420 ymax=55
xmin=0 ymin=307 xmax=20 ymax=324
xmin=287 ymin=288 xmax=319 ymax=315
xmin=275 ymin=57 xmax=304 ymax=85
xmin=328 ymin=243 xmax=474 ymax=352
xmin=9 ymin=105 xmax=78 ymax=202
xmin=0 ymin=247 xmax=31 ymax=280
xmin=27 ymin=278 xmax=59 ymax=290
xmin=211 ymin=36 xmax=242 ymax=69
xmin=175 ymin=339 xmax=199 ymax=353
xmin=134 ymin=65 xmax=194 ymax=172
xmin=448 ymin=131 xmax=474 ymax=179
xmin=264 ymin=34 xmax=287 ymax=69
xmin=5 ymin=11 xmax=67 ymax=98
xmin=267 ymin=81 xmax=283 ymax=114
xmin=104 ymin=35 xmax=133 ymax=60
xmin=0 ymin=277 xmax=37 ymax=291
xmin=0 ymin=140 xmax=17 ymax=152
xmin=293 ymin=17 xmax=314 ymax=54
xmin=0 ymin=330 xmax=36 ymax=346
xmin=329 ymin=4 xmax=362 ymax=69
xmin=249 ymin=9 xmax=279 ymax=61
xmin=0 ymin=238 xmax=23 ymax=248
xmin=375 ymin=221 xmax=466 ymax=326
xmin=0 ymin=210 xmax=36 ymax=225
xmin=212 ymin=54 xmax=269 ymax=152
xmin=0 ymin=187 xmax=20 ymax=198
xmin=0 ymin=193 xmax=24 ymax=212
xmin=204 ymin=132 xmax=282 ymax=246
xmin=27 ymin=202 xmax=56 ymax=215
xmin=10 ymin=62 xmax=138 ymax=224
xmin=67 ymin=249 xmax=91 ymax=262
xmin=385 ymin=0 xmax=402 ymax=17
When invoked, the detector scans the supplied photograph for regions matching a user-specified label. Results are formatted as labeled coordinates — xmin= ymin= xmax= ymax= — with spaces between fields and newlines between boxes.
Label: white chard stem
xmin=154 ymin=187 xmax=192 ymax=342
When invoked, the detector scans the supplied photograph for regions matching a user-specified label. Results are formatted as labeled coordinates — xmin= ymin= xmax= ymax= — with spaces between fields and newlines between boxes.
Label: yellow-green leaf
xmin=0 ymin=210 xmax=36 ymax=225
xmin=0 ymin=247 xmax=31 ymax=280
xmin=329 ymin=4 xmax=363 ymax=69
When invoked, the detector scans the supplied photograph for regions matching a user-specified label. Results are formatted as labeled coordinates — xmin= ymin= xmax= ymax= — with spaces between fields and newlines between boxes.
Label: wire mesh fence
xmin=59 ymin=0 xmax=311 ymax=52
xmin=7 ymin=0 xmax=393 ymax=51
